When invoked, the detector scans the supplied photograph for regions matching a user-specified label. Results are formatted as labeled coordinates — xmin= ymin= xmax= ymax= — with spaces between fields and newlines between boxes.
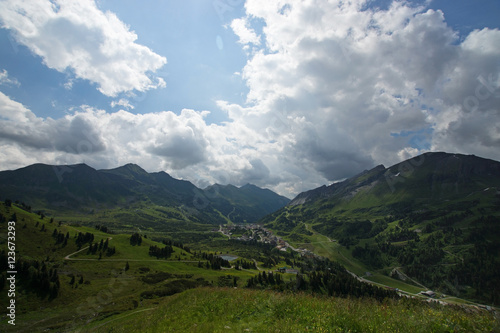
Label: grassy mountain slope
xmin=0 ymin=201 xmax=258 ymax=332
xmin=263 ymin=152 xmax=500 ymax=303
xmin=78 ymin=287 xmax=498 ymax=333
xmin=0 ymin=163 xmax=132 ymax=209
xmin=101 ymin=164 xmax=198 ymax=206
xmin=0 ymin=163 xmax=289 ymax=225
xmin=203 ymin=183 xmax=290 ymax=223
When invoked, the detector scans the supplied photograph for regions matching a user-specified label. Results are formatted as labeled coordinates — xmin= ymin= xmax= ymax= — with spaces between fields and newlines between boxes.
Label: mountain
xmin=203 ymin=183 xmax=290 ymax=223
xmin=288 ymin=152 xmax=500 ymax=211
xmin=262 ymin=152 xmax=500 ymax=303
xmin=100 ymin=164 xmax=198 ymax=206
xmin=0 ymin=163 xmax=289 ymax=223
xmin=0 ymin=163 xmax=133 ymax=209
xmin=289 ymin=164 xmax=387 ymax=206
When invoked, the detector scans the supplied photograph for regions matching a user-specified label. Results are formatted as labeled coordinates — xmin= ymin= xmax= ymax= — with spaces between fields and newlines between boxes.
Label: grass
xmin=0 ymin=202 xmax=259 ymax=332
xmin=2 ymin=201 xmax=499 ymax=332
xmin=77 ymin=287 xmax=500 ymax=333
xmin=364 ymin=274 xmax=423 ymax=295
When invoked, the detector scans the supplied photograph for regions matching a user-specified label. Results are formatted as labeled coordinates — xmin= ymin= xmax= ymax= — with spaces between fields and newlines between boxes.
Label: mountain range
xmin=0 ymin=151 xmax=499 ymax=311
xmin=261 ymin=152 xmax=500 ymax=303
xmin=0 ymin=162 xmax=289 ymax=224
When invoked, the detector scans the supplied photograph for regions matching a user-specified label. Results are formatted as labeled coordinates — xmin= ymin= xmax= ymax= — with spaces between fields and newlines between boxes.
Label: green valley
xmin=1 ymin=152 xmax=499 ymax=332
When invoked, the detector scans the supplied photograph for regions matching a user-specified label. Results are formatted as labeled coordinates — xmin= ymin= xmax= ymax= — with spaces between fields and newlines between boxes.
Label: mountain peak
xmin=101 ymin=163 xmax=149 ymax=180
xmin=241 ymin=183 xmax=258 ymax=189
xmin=115 ymin=163 xmax=147 ymax=173
xmin=289 ymin=152 xmax=500 ymax=206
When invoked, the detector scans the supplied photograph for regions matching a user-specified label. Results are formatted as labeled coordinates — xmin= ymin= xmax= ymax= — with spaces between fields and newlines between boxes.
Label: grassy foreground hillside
xmin=79 ymin=287 xmax=498 ymax=332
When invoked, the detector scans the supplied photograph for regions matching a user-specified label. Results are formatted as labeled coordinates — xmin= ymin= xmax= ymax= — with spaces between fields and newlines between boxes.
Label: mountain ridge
xmin=0 ymin=162 xmax=289 ymax=224
xmin=288 ymin=152 xmax=500 ymax=207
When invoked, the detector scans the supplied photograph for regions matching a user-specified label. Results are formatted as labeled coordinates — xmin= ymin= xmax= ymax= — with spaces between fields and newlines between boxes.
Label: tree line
xmin=245 ymin=258 xmax=399 ymax=302
xmin=195 ymin=252 xmax=231 ymax=270
xmin=0 ymin=254 xmax=60 ymax=300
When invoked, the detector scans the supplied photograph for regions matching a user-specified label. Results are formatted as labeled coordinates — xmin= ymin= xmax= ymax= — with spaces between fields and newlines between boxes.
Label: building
xmin=420 ymin=290 xmax=436 ymax=298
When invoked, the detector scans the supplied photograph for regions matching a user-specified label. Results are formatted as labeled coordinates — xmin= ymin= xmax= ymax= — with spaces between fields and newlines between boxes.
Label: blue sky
xmin=0 ymin=0 xmax=249 ymax=123
xmin=0 ymin=0 xmax=499 ymax=197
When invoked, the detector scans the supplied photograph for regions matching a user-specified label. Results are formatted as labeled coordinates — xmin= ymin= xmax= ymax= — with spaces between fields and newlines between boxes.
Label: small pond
xmin=219 ymin=254 xmax=238 ymax=261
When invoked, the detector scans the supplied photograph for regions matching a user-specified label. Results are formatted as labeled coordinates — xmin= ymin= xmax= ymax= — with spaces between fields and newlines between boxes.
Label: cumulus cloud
xmin=0 ymin=92 xmax=106 ymax=153
xmin=0 ymin=93 xmax=222 ymax=181
xmin=219 ymin=0 xmax=500 ymax=195
xmin=0 ymin=0 xmax=166 ymax=97
xmin=0 ymin=90 xmax=288 ymax=193
xmin=0 ymin=69 xmax=20 ymax=87
xmin=111 ymin=98 xmax=134 ymax=110
xmin=230 ymin=18 xmax=261 ymax=46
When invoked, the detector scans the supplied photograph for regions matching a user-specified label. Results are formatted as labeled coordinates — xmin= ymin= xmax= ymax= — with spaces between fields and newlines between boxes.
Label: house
xmin=285 ymin=268 xmax=299 ymax=274
xmin=420 ymin=290 xmax=436 ymax=298
xmin=278 ymin=267 xmax=287 ymax=273
xmin=277 ymin=267 xmax=299 ymax=274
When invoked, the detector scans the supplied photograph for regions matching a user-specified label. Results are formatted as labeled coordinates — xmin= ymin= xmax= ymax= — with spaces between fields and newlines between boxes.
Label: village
xmin=217 ymin=224 xmax=317 ymax=258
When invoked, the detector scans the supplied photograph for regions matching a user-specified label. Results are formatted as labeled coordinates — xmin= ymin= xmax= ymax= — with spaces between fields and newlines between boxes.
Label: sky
xmin=0 ymin=0 xmax=499 ymax=198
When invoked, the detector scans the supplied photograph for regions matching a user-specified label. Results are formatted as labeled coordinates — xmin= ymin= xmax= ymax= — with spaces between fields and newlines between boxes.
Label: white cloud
xmin=0 ymin=91 xmax=35 ymax=123
xmin=230 ymin=18 xmax=261 ymax=46
xmin=110 ymin=98 xmax=134 ymax=110
xmin=0 ymin=0 xmax=166 ymax=97
xmin=0 ymin=69 xmax=20 ymax=87
xmin=429 ymin=28 xmax=500 ymax=157
xmin=0 ymin=91 xmax=106 ymax=153
xmin=218 ymin=0 xmax=500 ymax=195
xmin=0 ymin=92 xmax=262 ymax=189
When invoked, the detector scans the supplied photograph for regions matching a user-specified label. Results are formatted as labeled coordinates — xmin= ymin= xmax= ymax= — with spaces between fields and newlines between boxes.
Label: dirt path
xmin=227 ymin=206 xmax=236 ymax=222
xmin=391 ymin=267 xmax=429 ymax=290
xmin=252 ymin=259 xmax=263 ymax=271
xmin=64 ymin=237 xmax=201 ymax=263
xmin=89 ymin=307 xmax=155 ymax=331
xmin=64 ymin=237 xmax=113 ymax=260
xmin=64 ymin=245 xmax=91 ymax=260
